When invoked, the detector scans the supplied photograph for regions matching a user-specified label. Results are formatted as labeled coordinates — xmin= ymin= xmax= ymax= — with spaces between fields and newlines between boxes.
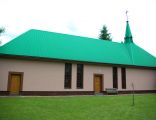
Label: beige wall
xmin=116 ymin=67 xmax=156 ymax=91
xmin=84 ymin=64 xmax=113 ymax=91
xmin=125 ymin=68 xmax=156 ymax=90
xmin=0 ymin=58 xmax=156 ymax=92
xmin=0 ymin=58 xmax=65 ymax=91
xmin=0 ymin=58 xmax=112 ymax=91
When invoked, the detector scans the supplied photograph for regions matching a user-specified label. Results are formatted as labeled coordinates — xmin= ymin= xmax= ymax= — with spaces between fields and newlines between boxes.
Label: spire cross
xmin=126 ymin=11 xmax=129 ymax=21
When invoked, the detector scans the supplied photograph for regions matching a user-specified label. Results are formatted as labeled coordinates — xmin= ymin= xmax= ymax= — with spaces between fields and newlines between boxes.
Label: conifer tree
xmin=99 ymin=25 xmax=112 ymax=41
xmin=0 ymin=27 xmax=5 ymax=36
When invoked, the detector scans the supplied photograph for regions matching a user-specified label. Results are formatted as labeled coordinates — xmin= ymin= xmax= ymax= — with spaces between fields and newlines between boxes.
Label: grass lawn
xmin=0 ymin=94 xmax=156 ymax=120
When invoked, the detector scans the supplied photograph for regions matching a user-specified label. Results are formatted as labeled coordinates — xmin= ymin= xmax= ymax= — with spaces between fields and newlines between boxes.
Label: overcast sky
xmin=0 ymin=0 xmax=156 ymax=56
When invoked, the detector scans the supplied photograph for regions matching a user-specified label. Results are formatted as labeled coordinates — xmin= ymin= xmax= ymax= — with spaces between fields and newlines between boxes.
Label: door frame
xmin=7 ymin=72 xmax=24 ymax=95
xmin=93 ymin=74 xmax=104 ymax=93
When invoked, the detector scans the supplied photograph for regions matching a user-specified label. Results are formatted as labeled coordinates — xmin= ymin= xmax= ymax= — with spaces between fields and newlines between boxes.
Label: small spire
xmin=124 ymin=11 xmax=133 ymax=43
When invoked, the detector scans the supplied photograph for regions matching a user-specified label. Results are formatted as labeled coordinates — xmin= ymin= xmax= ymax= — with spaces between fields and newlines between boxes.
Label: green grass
xmin=0 ymin=94 xmax=156 ymax=120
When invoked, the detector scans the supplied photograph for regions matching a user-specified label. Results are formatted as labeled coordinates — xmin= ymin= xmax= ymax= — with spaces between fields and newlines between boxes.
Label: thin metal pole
xmin=126 ymin=11 xmax=129 ymax=21
xmin=132 ymin=83 xmax=135 ymax=106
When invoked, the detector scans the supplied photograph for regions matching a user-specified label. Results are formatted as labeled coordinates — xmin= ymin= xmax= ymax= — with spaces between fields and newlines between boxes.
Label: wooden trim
xmin=103 ymin=90 xmax=156 ymax=94
xmin=20 ymin=91 xmax=94 ymax=96
xmin=93 ymin=74 xmax=104 ymax=93
xmin=0 ymin=90 xmax=156 ymax=96
xmin=7 ymin=71 xmax=24 ymax=94
xmin=0 ymin=91 xmax=9 ymax=96
xmin=118 ymin=90 xmax=156 ymax=94
xmin=1 ymin=54 xmax=156 ymax=70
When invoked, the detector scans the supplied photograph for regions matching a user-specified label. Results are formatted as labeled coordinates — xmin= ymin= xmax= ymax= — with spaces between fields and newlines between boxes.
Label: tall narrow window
xmin=113 ymin=67 xmax=118 ymax=88
xmin=77 ymin=64 xmax=83 ymax=89
xmin=64 ymin=63 xmax=72 ymax=89
xmin=121 ymin=67 xmax=126 ymax=89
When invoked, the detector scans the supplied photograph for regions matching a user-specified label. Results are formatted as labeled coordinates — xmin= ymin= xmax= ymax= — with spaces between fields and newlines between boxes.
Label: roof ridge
xmin=124 ymin=43 xmax=134 ymax=64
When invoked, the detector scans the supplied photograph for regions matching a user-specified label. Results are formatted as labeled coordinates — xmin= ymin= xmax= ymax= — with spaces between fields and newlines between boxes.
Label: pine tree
xmin=0 ymin=27 xmax=5 ymax=45
xmin=99 ymin=25 xmax=112 ymax=41
xmin=0 ymin=27 xmax=5 ymax=36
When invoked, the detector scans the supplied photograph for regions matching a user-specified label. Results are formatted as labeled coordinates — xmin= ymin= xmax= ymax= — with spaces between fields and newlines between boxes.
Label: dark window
xmin=121 ymin=67 xmax=126 ymax=89
xmin=77 ymin=64 xmax=83 ymax=89
xmin=113 ymin=67 xmax=118 ymax=88
xmin=64 ymin=63 xmax=72 ymax=89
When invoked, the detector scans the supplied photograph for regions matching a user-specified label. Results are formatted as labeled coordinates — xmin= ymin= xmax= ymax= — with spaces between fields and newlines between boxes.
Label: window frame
xmin=64 ymin=63 xmax=72 ymax=89
xmin=77 ymin=64 xmax=84 ymax=89
xmin=113 ymin=67 xmax=118 ymax=89
xmin=121 ymin=67 xmax=126 ymax=89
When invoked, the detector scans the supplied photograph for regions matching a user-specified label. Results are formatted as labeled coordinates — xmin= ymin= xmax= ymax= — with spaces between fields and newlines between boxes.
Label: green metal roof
xmin=0 ymin=29 xmax=156 ymax=68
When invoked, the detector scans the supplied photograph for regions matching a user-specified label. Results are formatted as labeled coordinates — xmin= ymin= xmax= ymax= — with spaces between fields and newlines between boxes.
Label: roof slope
xmin=0 ymin=29 xmax=156 ymax=68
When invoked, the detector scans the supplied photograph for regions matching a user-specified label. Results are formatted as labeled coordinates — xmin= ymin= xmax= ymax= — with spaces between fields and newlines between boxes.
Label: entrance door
xmin=94 ymin=75 xmax=103 ymax=93
xmin=8 ymin=72 xmax=23 ymax=95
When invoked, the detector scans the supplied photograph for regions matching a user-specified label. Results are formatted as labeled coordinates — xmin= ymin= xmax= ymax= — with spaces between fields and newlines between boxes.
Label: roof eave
xmin=0 ymin=53 xmax=156 ymax=69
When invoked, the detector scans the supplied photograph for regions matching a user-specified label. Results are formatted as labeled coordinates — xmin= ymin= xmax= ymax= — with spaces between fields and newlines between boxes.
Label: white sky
xmin=0 ymin=0 xmax=156 ymax=56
